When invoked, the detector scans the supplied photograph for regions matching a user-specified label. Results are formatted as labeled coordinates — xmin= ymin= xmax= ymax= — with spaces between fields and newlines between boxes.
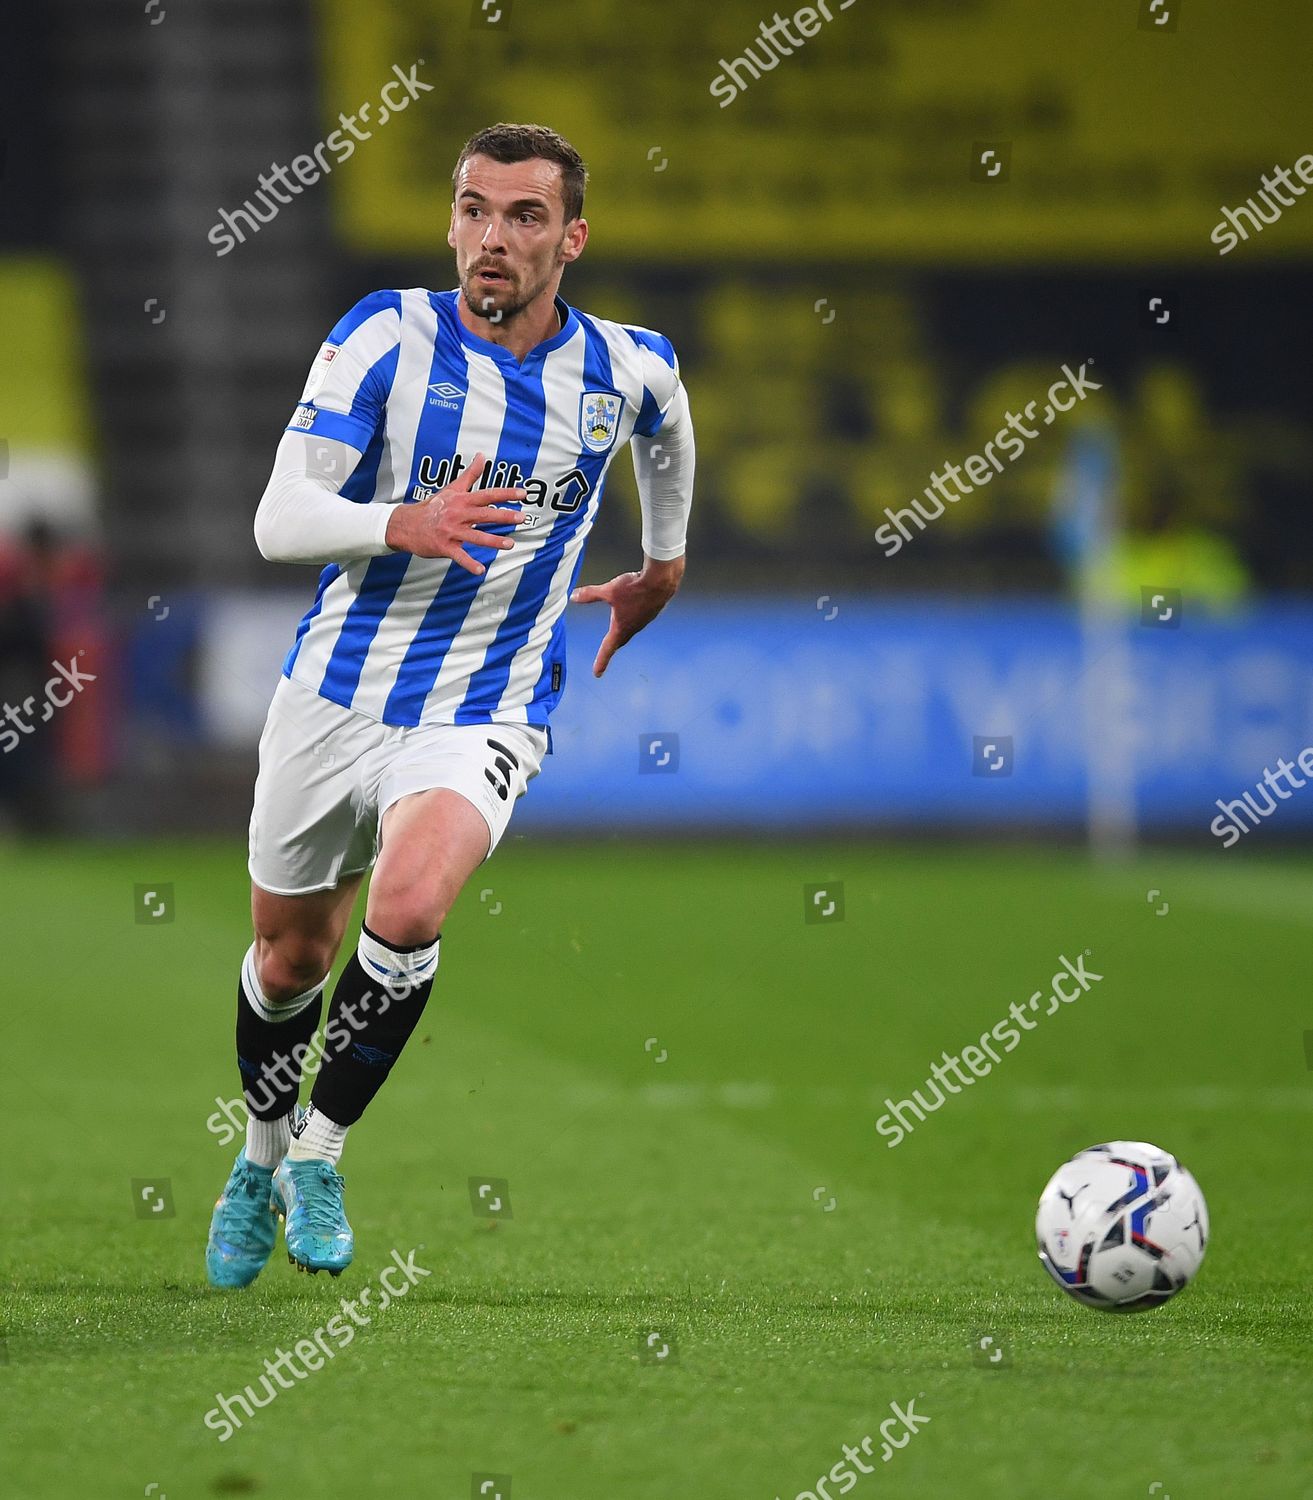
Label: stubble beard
xmin=460 ymin=250 xmax=561 ymax=328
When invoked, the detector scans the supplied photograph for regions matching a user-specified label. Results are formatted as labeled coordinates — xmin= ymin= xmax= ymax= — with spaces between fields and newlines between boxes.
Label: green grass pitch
xmin=3 ymin=838 xmax=1310 ymax=1497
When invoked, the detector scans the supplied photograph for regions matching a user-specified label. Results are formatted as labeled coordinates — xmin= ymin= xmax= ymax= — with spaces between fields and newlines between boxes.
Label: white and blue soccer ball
xmin=1035 ymin=1140 xmax=1208 ymax=1312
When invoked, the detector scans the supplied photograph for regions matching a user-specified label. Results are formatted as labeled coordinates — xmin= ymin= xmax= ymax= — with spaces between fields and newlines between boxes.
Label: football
xmin=1036 ymin=1141 xmax=1209 ymax=1312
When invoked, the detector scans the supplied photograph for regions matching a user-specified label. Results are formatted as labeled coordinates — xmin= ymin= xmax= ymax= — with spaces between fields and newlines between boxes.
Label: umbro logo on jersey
xmin=427 ymin=381 xmax=465 ymax=409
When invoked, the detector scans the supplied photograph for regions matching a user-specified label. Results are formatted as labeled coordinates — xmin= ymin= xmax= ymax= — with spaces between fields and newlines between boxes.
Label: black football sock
xmin=304 ymin=923 xmax=440 ymax=1132
xmin=235 ymin=944 xmax=326 ymax=1167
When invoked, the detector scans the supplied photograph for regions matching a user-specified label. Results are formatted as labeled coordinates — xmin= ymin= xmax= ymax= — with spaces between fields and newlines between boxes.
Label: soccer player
xmin=205 ymin=123 xmax=695 ymax=1286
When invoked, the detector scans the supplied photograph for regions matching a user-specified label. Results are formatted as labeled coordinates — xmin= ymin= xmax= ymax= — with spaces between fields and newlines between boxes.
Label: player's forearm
xmin=633 ymin=384 xmax=695 ymax=562
xmin=254 ymin=433 xmax=393 ymax=565
xmin=255 ymin=480 xmax=393 ymax=565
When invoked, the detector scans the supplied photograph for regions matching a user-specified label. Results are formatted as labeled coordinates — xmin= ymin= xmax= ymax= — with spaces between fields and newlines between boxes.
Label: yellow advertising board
xmin=317 ymin=0 xmax=1312 ymax=261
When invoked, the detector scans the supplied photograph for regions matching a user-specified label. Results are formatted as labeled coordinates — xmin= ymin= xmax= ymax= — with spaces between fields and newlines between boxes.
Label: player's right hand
xmin=384 ymin=452 xmax=526 ymax=575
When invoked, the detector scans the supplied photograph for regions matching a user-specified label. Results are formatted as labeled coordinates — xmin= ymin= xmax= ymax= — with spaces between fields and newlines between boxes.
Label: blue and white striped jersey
xmin=279 ymin=287 xmax=682 ymax=730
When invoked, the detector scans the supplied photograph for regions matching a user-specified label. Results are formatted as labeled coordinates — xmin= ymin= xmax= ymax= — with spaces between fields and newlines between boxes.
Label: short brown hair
xmin=452 ymin=122 xmax=588 ymax=223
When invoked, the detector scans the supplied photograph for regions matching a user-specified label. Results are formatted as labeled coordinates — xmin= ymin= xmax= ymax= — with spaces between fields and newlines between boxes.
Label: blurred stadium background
xmin=4 ymin=0 xmax=1311 ymax=847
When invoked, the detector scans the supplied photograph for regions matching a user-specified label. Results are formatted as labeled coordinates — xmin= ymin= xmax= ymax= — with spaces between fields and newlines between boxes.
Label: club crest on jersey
xmin=579 ymin=390 xmax=622 ymax=453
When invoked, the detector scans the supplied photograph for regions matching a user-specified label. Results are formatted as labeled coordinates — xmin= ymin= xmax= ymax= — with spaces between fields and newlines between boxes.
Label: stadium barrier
xmin=158 ymin=594 xmax=1313 ymax=833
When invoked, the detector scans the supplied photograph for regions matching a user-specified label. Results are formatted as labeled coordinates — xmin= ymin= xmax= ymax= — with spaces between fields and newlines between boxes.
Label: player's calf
xmin=288 ymin=925 xmax=441 ymax=1165
xmin=235 ymin=943 xmax=327 ymax=1167
xmin=280 ymin=786 xmax=493 ymax=1164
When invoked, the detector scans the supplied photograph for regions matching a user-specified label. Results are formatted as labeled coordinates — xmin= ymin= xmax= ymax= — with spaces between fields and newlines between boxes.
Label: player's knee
xmin=365 ymin=888 xmax=446 ymax=948
xmin=254 ymin=934 xmax=332 ymax=1004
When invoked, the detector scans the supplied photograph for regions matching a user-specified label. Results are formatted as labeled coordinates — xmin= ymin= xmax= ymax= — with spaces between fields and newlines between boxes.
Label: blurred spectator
xmin=0 ymin=521 xmax=58 ymax=832
xmin=0 ymin=519 xmax=111 ymax=835
xmin=1087 ymin=485 xmax=1250 ymax=618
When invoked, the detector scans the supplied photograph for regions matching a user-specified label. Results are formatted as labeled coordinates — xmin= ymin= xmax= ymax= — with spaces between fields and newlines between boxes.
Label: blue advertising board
xmin=514 ymin=598 xmax=1313 ymax=833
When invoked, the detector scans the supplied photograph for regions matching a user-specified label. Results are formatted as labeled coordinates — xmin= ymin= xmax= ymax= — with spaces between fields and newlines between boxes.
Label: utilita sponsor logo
xmin=409 ymin=451 xmax=589 ymax=514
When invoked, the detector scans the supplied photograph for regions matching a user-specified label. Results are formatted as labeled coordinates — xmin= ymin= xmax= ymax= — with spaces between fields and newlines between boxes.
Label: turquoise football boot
xmin=273 ymin=1158 xmax=354 ymax=1276
xmin=206 ymin=1150 xmax=278 ymax=1288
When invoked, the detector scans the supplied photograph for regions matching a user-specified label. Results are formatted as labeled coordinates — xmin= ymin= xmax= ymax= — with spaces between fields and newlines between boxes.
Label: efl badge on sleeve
xmin=579 ymin=390 xmax=623 ymax=453
xmin=300 ymin=343 xmax=339 ymax=402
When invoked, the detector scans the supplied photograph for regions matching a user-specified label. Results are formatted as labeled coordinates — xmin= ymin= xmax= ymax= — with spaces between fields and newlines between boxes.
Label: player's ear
xmin=560 ymin=217 xmax=588 ymax=263
xmin=446 ymin=207 xmax=458 ymax=250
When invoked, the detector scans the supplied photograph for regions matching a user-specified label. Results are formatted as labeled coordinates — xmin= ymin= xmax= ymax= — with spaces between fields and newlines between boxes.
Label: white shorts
xmin=248 ymin=676 xmax=548 ymax=896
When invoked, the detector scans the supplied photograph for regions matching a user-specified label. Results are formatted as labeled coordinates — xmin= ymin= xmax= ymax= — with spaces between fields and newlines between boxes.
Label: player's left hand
xmin=570 ymin=556 xmax=685 ymax=677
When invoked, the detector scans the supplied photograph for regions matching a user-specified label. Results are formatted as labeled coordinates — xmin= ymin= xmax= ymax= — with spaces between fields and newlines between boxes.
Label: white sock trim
xmin=241 ymin=944 xmax=326 ymax=1024
xmin=357 ymin=927 xmax=440 ymax=998
xmin=287 ymin=1103 xmax=348 ymax=1165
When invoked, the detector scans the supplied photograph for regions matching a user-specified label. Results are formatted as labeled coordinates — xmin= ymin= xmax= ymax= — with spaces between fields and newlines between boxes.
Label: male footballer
xmin=205 ymin=123 xmax=695 ymax=1285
